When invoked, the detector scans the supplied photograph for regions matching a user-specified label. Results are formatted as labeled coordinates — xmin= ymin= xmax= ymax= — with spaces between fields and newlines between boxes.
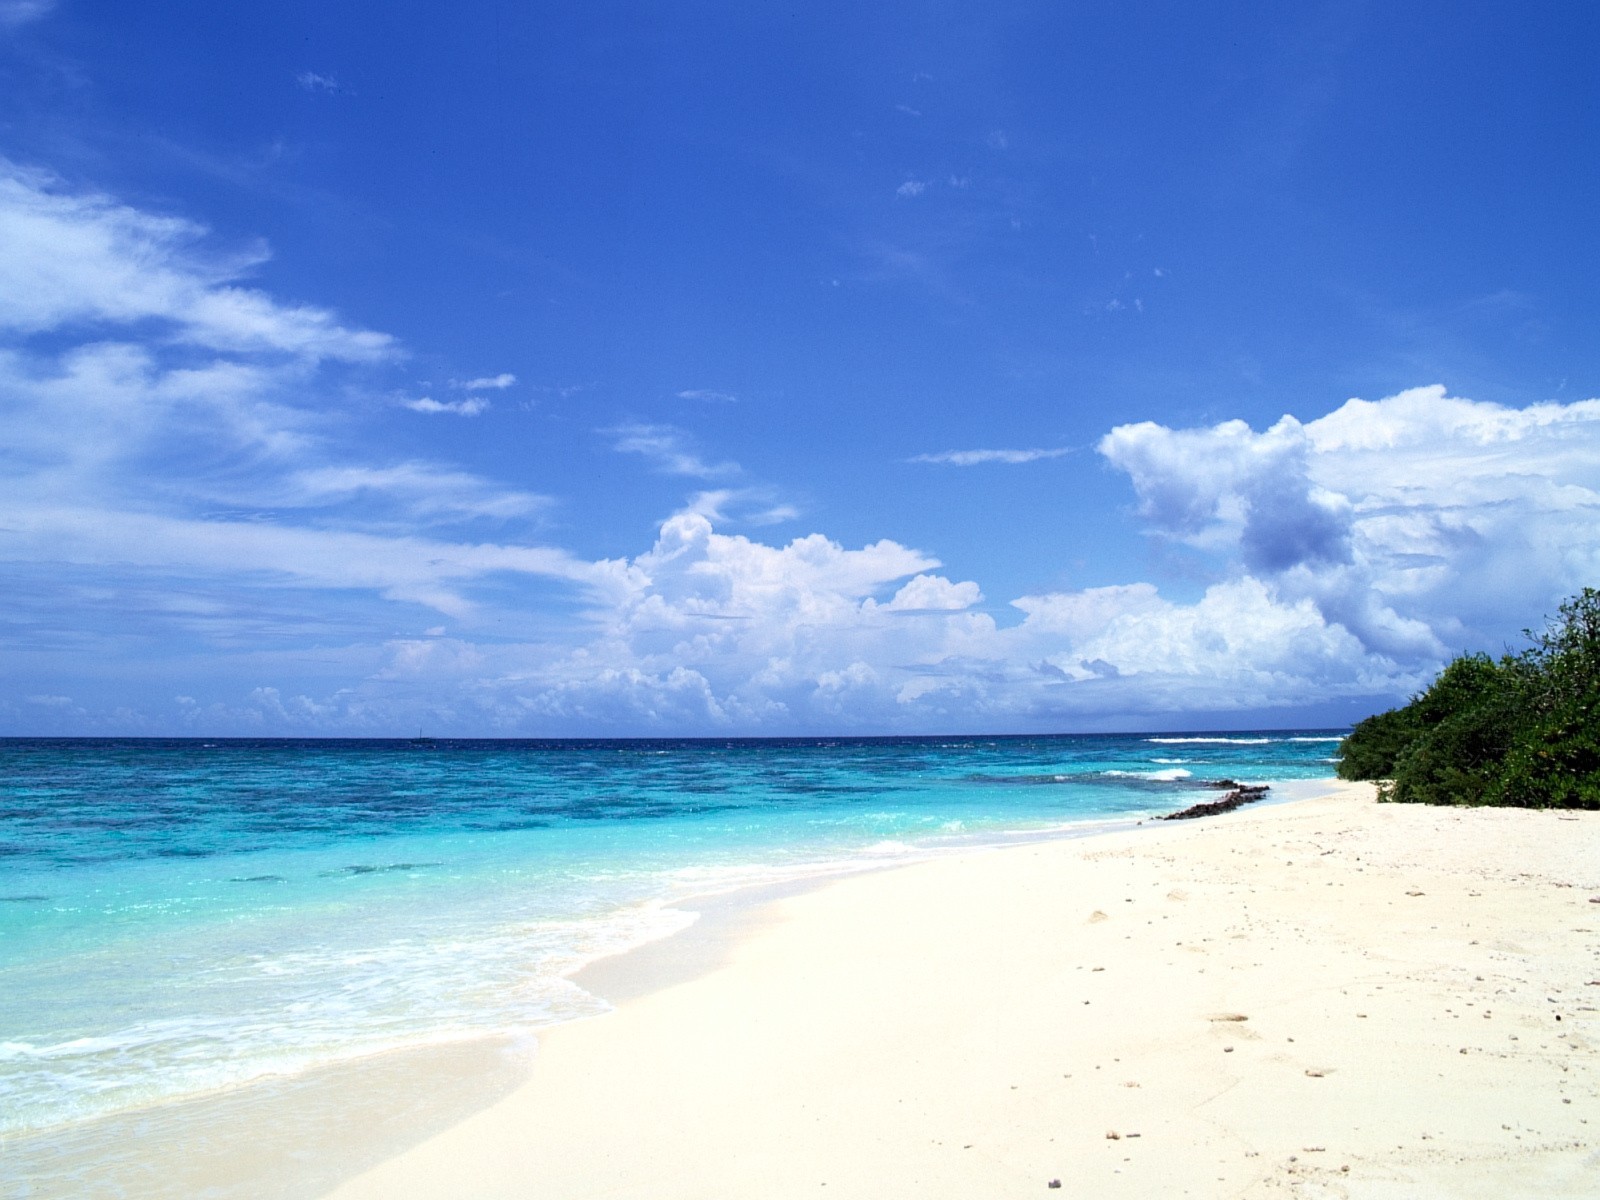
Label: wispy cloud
xmin=895 ymin=104 xmax=923 ymax=118
xmin=676 ymin=388 xmax=737 ymax=403
xmin=453 ymin=373 xmax=515 ymax=391
xmin=403 ymin=396 xmax=488 ymax=416
xmin=896 ymin=179 xmax=928 ymax=198
xmin=296 ymin=71 xmax=339 ymax=93
xmin=909 ymin=447 xmax=1069 ymax=466
xmin=0 ymin=161 xmax=393 ymax=360
xmin=286 ymin=463 xmax=548 ymax=522
xmin=0 ymin=159 xmax=591 ymax=636
xmin=608 ymin=423 xmax=739 ymax=478
xmin=682 ymin=488 xmax=798 ymax=527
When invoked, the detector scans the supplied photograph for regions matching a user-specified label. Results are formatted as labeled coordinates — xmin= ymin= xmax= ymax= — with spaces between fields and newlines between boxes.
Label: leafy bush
xmin=1336 ymin=705 xmax=1418 ymax=783
xmin=1337 ymin=588 xmax=1600 ymax=809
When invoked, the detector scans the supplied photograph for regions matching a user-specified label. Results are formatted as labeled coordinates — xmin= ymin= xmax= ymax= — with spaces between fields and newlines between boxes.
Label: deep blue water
xmin=0 ymin=733 xmax=1341 ymax=1135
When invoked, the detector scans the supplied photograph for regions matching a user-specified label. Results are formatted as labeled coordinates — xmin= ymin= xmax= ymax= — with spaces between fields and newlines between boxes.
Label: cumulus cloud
xmin=502 ymin=513 xmax=992 ymax=729
xmin=896 ymin=179 xmax=928 ymax=198
xmin=403 ymin=396 xmax=488 ymax=416
xmin=909 ymin=447 xmax=1069 ymax=466
xmin=877 ymin=574 xmax=983 ymax=612
xmin=1097 ymin=385 xmax=1600 ymax=666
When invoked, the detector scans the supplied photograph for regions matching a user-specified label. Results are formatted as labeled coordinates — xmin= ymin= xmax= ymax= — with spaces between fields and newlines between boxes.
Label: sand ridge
xmin=326 ymin=783 xmax=1600 ymax=1199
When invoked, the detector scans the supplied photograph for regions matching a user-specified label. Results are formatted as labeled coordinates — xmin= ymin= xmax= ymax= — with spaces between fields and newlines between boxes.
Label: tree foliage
xmin=1337 ymin=588 xmax=1600 ymax=808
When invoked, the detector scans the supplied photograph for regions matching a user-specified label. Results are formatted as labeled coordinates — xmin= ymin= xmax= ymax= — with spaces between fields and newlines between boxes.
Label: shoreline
xmin=2 ymin=776 xmax=1313 ymax=1198
xmin=322 ymin=780 xmax=1600 ymax=1199
xmin=566 ymin=775 xmax=1331 ymax=1011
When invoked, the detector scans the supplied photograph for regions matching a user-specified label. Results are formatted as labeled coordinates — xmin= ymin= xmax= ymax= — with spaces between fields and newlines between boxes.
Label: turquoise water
xmin=0 ymin=733 xmax=1341 ymax=1136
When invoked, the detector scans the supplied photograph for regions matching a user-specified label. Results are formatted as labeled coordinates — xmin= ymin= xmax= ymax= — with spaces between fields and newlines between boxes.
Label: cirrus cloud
xmin=909 ymin=447 xmax=1069 ymax=466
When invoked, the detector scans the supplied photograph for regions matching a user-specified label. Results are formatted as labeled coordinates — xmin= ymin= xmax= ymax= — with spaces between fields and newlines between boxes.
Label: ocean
xmin=0 ymin=733 xmax=1341 ymax=1183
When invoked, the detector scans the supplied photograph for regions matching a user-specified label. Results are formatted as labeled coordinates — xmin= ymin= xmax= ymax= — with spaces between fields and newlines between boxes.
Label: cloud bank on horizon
xmin=3 ymin=160 xmax=1597 ymax=735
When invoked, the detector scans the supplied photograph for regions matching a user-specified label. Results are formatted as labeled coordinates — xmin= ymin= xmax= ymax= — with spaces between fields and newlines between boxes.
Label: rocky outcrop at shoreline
xmin=1162 ymin=782 xmax=1270 ymax=820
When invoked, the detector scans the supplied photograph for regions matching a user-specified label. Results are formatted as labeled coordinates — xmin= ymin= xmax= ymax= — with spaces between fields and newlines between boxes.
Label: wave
xmin=1146 ymin=737 xmax=1273 ymax=745
xmin=1288 ymin=737 xmax=1344 ymax=743
xmin=1104 ymin=768 xmax=1193 ymax=782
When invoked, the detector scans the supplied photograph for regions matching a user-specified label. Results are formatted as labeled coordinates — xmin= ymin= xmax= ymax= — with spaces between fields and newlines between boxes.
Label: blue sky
xmin=3 ymin=0 xmax=1598 ymax=735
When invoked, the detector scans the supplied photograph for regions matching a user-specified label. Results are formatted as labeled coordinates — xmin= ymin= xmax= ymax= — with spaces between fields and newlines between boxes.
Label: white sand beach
xmin=325 ymin=782 xmax=1600 ymax=1199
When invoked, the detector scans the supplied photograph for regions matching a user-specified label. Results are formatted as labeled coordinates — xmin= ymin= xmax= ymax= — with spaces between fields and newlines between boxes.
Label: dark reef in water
xmin=1161 ymin=783 xmax=1270 ymax=820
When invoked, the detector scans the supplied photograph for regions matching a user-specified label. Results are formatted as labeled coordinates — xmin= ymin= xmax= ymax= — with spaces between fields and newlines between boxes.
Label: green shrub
xmin=1336 ymin=704 xmax=1418 ymax=782
xmin=1337 ymin=588 xmax=1600 ymax=809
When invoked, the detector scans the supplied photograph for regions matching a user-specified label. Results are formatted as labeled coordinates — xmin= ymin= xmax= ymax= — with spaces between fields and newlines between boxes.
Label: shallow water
xmin=0 ymin=733 xmax=1340 ymax=1152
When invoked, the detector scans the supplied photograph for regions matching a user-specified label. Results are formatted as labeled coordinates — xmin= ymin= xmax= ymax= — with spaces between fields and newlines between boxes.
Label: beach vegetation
xmin=1338 ymin=588 xmax=1600 ymax=808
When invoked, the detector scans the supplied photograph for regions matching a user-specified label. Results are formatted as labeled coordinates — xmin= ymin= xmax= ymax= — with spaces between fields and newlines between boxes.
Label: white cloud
xmin=675 ymin=388 xmax=736 ymax=403
xmin=404 ymin=396 xmax=488 ymax=416
xmin=1039 ymin=578 xmax=1381 ymax=693
xmin=0 ymin=504 xmax=613 ymax=617
xmin=1097 ymin=385 xmax=1600 ymax=665
xmin=910 ymin=447 xmax=1069 ymax=466
xmin=286 ymin=463 xmax=548 ymax=522
xmin=473 ymin=386 xmax=1600 ymax=731
xmin=0 ymin=162 xmax=392 ymax=360
xmin=895 ymin=104 xmax=923 ymax=117
xmin=453 ymin=373 xmax=515 ymax=391
xmin=1009 ymin=583 xmax=1166 ymax=640
xmin=608 ymin=423 xmax=740 ymax=478
xmin=896 ymin=179 xmax=928 ymax=198
xmin=878 ymin=574 xmax=983 ymax=612
xmin=681 ymin=489 xmax=798 ymax=527
xmin=8 ymin=163 xmax=1599 ymax=734
xmin=296 ymin=71 xmax=338 ymax=93
xmin=0 ymin=159 xmax=598 ymax=636
xmin=500 ymin=513 xmax=989 ymax=729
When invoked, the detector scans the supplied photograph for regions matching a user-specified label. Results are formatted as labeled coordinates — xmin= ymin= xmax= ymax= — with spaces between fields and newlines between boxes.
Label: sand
xmin=325 ymin=783 xmax=1600 ymax=1199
